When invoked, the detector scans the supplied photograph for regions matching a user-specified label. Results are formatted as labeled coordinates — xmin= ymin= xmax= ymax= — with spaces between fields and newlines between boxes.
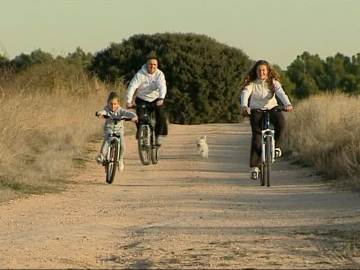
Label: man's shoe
xmin=155 ymin=136 xmax=164 ymax=146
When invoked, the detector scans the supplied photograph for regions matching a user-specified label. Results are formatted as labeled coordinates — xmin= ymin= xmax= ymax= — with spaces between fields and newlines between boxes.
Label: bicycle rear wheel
xmin=265 ymin=136 xmax=272 ymax=187
xmin=138 ymin=125 xmax=151 ymax=165
xmin=106 ymin=141 xmax=118 ymax=184
xmin=151 ymin=146 xmax=159 ymax=164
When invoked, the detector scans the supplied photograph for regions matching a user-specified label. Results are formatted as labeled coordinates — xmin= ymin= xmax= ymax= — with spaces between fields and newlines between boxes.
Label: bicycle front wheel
xmin=265 ymin=136 xmax=272 ymax=187
xmin=138 ymin=125 xmax=151 ymax=165
xmin=106 ymin=141 xmax=118 ymax=184
xmin=260 ymin=163 xmax=265 ymax=186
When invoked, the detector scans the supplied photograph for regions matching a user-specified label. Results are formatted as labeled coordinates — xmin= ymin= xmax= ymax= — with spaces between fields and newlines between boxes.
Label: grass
xmin=0 ymin=61 xmax=129 ymax=201
xmin=284 ymin=92 xmax=360 ymax=188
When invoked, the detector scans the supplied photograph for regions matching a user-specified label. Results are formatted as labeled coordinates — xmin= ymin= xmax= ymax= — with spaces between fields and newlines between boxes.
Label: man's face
xmin=147 ymin=59 xmax=158 ymax=74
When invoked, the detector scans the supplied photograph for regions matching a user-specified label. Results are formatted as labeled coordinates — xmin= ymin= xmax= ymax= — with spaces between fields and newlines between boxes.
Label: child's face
xmin=256 ymin=64 xmax=269 ymax=80
xmin=109 ymin=98 xmax=120 ymax=112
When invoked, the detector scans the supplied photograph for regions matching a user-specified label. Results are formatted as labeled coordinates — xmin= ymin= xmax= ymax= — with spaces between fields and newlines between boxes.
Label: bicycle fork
xmin=261 ymin=130 xmax=275 ymax=163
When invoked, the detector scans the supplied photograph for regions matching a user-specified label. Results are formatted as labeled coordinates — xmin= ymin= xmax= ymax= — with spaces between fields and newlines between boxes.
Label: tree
xmin=11 ymin=49 xmax=53 ymax=71
xmin=66 ymin=47 xmax=93 ymax=68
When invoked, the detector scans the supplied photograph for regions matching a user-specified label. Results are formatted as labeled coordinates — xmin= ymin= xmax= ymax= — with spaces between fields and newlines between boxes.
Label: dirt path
xmin=1 ymin=123 xmax=360 ymax=269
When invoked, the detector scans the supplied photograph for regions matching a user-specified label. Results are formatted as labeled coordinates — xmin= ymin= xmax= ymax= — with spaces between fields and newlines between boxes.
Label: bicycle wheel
xmin=106 ymin=141 xmax=118 ymax=184
xmin=265 ymin=136 xmax=272 ymax=187
xmin=138 ymin=125 xmax=151 ymax=165
xmin=151 ymin=146 xmax=159 ymax=164
xmin=260 ymin=163 xmax=265 ymax=186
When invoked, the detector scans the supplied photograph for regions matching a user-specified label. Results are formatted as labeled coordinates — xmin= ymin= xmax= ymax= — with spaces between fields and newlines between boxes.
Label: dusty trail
xmin=0 ymin=123 xmax=360 ymax=269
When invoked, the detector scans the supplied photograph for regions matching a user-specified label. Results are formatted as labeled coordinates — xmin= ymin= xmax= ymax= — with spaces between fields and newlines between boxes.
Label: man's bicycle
xmin=137 ymin=103 xmax=160 ymax=165
xmin=252 ymin=106 xmax=286 ymax=187
xmin=96 ymin=113 xmax=133 ymax=184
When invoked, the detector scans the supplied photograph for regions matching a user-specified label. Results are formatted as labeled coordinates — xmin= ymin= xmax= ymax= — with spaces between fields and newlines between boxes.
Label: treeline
xmin=1 ymin=33 xmax=360 ymax=123
xmin=0 ymin=47 xmax=92 ymax=73
xmin=287 ymin=51 xmax=360 ymax=98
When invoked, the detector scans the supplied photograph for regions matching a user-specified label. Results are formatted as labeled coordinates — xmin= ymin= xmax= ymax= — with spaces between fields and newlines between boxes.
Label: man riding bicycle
xmin=126 ymin=55 xmax=168 ymax=146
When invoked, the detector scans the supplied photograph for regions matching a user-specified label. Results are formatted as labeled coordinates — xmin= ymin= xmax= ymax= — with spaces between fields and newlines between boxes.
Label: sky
xmin=0 ymin=0 xmax=359 ymax=68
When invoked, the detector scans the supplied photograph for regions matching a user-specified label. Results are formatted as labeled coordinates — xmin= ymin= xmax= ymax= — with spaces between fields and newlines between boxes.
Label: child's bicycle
xmin=252 ymin=106 xmax=286 ymax=187
xmin=137 ymin=104 xmax=160 ymax=165
xmin=96 ymin=112 xmax=133 ymax=184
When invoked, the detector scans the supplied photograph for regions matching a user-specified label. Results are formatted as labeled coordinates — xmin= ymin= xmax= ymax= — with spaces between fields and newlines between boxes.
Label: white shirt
xmin=126 ymin=64 xmax=167 ymax=103
xmin=240 ymin=79 xmax=291 ymax=109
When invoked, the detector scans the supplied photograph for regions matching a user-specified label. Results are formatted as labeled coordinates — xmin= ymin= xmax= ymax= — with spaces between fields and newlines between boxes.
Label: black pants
xmin=135 ymin=97 xmax=168 ymax=137
xmin=250 ymin=110 xmax=286 ymax=167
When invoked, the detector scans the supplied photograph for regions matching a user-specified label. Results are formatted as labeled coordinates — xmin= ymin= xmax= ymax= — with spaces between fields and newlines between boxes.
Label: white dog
xmin=197 ymin=135 xmax=209 ymax=159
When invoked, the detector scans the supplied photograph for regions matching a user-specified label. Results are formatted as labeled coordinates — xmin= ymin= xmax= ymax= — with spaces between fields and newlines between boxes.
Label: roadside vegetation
xmin=284 ymin=93 xmax=360 ymax=187
xmin=0 ymin=59 xmax=126 ymax=201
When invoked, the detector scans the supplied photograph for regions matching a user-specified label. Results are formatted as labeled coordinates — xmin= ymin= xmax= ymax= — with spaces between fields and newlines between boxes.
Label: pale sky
xmin=1 ymin=0 xmax=359 ymax=68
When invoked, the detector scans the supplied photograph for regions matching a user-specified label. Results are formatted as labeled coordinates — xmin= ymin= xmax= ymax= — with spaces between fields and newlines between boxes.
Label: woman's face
xmin=146 ymin=59 xmax=158 ymax=74
xmin=256 ymin=64 xmax=269 ymax=80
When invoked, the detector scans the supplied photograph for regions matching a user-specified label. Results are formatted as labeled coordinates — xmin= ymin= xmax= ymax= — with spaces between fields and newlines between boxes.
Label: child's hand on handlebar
xmin=95 ymin=111 xmax=106 ymax=118
xmin=285 ymin=105 xmax=294 ymax=112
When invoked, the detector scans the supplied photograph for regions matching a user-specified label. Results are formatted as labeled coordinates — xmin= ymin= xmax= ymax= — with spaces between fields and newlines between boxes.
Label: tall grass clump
xmin=284 ymin=93 xmax=360 ymax=186
xmin=0 ymin=60 xmax=126 ymax=201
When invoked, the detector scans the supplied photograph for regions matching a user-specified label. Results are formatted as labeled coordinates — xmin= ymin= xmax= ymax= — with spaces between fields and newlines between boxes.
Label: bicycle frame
xmin=106 ymin=132 xmax=121 ymax=163
xmin=261 ymin=112 xmax=275 ymax=164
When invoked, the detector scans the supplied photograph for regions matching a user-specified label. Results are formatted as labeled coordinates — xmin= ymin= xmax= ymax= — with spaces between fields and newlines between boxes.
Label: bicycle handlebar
xmin=251 ymin=106 xmax=287 ymax=113
xmin=95 ymin=112 xmax=133 ymax=121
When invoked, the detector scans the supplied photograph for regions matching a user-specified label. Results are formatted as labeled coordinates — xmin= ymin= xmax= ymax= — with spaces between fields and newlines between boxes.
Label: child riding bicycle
xmin=240 ymin=60 xmax=293 ymax=180
xmin=95 ymin=92 xmax=138 ymax=171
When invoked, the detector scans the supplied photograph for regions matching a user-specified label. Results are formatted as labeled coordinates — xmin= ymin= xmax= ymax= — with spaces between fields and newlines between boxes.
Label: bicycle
xmin=96 ymin=112 xmax=133 ymax=184
xmin=136 ymin=103 xmax=160 ymax=165
xmin=252 ymin=106 xmax=286 ymax=187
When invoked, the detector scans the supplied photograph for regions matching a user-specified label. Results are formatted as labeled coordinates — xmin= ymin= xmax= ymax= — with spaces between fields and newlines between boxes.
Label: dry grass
xmin=0 ymin=62 xmax=129 ymax=201
xmin=284 ymin=93 xmax=360 ymax=186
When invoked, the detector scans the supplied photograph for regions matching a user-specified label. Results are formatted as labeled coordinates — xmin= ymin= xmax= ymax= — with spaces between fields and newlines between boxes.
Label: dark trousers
xmin=135 ymin=97 xmax=168 ymax=137
xmin=250 ymin=110 xmax=286 ymax=167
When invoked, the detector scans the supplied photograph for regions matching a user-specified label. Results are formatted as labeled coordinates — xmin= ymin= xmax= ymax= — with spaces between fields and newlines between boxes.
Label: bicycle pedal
xmin=251 ymin=172 xmax=258 ymax=180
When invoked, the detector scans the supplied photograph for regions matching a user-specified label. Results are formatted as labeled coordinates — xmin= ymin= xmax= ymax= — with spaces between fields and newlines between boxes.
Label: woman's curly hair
xmin=242 ymin=60 xmax=280 ymax=91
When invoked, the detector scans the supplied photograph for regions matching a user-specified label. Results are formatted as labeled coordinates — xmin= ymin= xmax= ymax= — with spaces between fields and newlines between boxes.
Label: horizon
xmin=1 ymin=0 xmax=360 ymax=68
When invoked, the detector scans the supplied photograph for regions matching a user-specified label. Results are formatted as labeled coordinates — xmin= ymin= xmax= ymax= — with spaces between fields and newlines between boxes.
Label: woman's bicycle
xmin=137 ymin=104 xmax=160 ymax=165
xmin=96 ymin=113 xmax=133 ymax=184
xmin=252 ymin=106 xmax=286 ymax=187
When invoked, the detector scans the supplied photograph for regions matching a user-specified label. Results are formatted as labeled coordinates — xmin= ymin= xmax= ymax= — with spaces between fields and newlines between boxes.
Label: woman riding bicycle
xmin=126 ymin=54 xmax=168 ymax=146
xmin=240 ymin=60 xmax=293 ymax=180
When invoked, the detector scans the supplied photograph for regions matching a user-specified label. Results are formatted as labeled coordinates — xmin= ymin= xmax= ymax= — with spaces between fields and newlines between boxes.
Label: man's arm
xmin=126 ymin=72 xmax=142 ymax=105
xmin=157 ymin=72 xmax=167 ymax=100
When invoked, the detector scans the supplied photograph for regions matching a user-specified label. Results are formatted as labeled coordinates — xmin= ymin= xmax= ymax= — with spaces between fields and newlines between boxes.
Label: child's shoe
xmin=250 ymin=167 xmax=260 ymax=180
xmin=96 ymin=155 xmax=104 ymax=165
